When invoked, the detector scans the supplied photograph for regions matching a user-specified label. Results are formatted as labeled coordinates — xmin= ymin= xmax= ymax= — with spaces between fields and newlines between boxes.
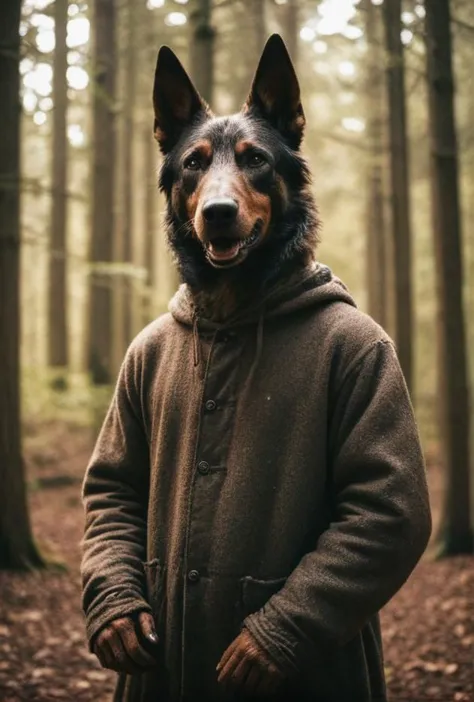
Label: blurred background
xmin=0 ymin=0 xmax=473 ymax=700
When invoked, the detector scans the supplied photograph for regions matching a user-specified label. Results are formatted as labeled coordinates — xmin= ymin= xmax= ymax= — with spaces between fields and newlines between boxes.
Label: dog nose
xmin=202 ymin=198 xmax=239 ymax=226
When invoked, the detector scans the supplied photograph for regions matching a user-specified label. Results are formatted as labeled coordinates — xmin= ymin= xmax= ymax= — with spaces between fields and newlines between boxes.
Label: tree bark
xmin=121 ymin=0 xmax=134 ymax=343
xmin=253 ymin=0 xmax=266 ymax=57
xmin=285 ymin=0 xmax=298 ymax=66
xmin=114 ymin=0 xmax=135 ymax=368
xmin=425 ymin=0 xmax=473 ymax=554
xmin=189 ymin=0 xmax=215 ymax=105
xmin=364 ymin=0 xmax=387 ymax=328
xmin=88 ymin=0 xmax=117 ymax=385
xmin=383 ymin=0 xmax=413 ymax=392
xmin=143 ymin=125 xmax=157 ymax=324
xmin=48 ymin=0 xmax=69 ymax=382
xmin=0 ymin=0 xmax=44 ymax=569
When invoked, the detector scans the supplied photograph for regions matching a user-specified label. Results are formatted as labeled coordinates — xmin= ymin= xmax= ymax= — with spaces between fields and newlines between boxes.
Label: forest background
xmin=0 ymin=0 xmax=473 ymax=700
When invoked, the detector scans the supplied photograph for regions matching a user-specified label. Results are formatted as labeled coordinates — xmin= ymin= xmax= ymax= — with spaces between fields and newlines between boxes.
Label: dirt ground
xmin=0 ymin=421 xmax=472 ymax=702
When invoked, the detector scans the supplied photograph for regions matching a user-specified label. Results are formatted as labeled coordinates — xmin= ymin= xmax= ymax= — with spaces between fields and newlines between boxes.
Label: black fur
xmin=154 ymin=35 xmax=320 ymax=306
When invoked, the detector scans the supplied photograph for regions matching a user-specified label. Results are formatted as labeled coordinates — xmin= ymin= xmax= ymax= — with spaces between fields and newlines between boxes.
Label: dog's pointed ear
xmin=153 ymin=46 xmax=209 ymax=154
xmin=244 ymin=34 xmax=305 ymax=149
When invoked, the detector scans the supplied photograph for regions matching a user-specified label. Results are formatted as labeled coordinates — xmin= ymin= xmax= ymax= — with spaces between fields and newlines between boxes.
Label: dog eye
xmin=248 ymin=153 xmax=266 ymax=168
xmin=184 ymin=156 xmax=201 ymax=171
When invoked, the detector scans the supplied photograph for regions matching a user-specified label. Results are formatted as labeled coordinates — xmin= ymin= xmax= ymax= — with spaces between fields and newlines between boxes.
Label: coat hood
xmin=168 ymin=263 xmax=356 ymax=331
xmin=168 ymin=263 xmax=357 ymax=382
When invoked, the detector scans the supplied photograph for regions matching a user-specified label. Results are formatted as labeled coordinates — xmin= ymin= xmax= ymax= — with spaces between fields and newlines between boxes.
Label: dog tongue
xmin=208 ymin=241 xmax=241 ymax=261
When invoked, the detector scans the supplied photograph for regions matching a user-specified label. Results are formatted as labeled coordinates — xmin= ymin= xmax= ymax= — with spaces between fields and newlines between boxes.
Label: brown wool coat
xmin=81 ymin=263 xmax=432 ymax=702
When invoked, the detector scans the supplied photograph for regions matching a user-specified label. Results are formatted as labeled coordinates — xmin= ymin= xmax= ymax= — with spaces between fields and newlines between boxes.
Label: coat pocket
xmin=240 ymin=575 xmax=287 ymax=620
xmin=142 ymin=559 xmax=167 ymax=629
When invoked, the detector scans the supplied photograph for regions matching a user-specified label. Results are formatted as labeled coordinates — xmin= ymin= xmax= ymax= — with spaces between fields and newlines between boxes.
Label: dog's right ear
xmin=153 ymin=46 xmax=209 ymax=154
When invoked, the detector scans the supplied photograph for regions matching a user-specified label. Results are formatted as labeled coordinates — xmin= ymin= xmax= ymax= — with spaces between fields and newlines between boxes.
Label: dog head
xmin=154 ymin=34 xmax=318 ymax=280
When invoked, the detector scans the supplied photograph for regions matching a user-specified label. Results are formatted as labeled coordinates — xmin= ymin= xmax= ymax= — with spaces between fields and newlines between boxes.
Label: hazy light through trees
xmin=20 ymin=0 xmax=423 ymax=143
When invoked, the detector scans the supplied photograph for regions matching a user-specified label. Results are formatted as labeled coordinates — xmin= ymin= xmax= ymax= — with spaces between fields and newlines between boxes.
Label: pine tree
xmin=48 ymin=0 xmax=69 ymax=384
xmin=425 ymin=0 xmax=473 ymax=554
xmin=0 ymin=0 xmax=44 ymax=569
xmin=383 ymin=0 xmax=413 ymax=391
xmin=88 ymin=0 xmax=117 ymax=385
xmin=364 ymin=0 xmax=387 ymax=328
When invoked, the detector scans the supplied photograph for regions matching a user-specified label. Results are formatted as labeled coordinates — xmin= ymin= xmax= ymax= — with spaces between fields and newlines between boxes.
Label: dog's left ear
xmin=244 ymin=34 xmax=305 ymax=149
xmin=153 ymin=46 xmax=209 ymax=154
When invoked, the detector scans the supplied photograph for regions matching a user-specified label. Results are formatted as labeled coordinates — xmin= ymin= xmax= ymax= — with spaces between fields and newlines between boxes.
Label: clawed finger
xmin=115 ymin=618 xmax=157 ymax=668
xmin=108 ymin=630 xmax=142 ymax=675
xmin=217 ymin=647 xmax=243 ymax=686
xmin=216 ymin=637 xmax=238 ymax=675
xmin=95 ymin=639 xmax=117 ymax=671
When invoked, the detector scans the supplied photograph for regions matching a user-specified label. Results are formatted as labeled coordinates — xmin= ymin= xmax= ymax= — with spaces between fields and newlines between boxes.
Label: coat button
xmin=188 ymin=569 xmax=200 ymax=583
xmin=198 ymin=460 xmax=210 ymax=475
xmin=205 ymin=399 xmax=217 ymax=411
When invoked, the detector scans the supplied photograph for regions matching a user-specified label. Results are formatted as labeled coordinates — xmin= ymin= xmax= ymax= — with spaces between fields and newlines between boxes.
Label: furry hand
xmin=216 ymin=627 xmax=285 ymax=696
xmin=93 ymin=612 xmax=159 ymax=674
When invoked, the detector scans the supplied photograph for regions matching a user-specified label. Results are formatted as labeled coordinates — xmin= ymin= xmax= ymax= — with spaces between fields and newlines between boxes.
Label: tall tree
xmin=382 ymin=0 xmax=413 ymax=391
xmin=284 ymin=0 xmax=298 ymax=65
xmin=363 ymin=0 xmax=387 ymax=328
xmin=252 ymin=0 xmax=266 ymax=57
xmin=48 ymin=0 xmax=69 ymax=382
xmin=143 ymin=124 xmax=157 ymax=324
xmin=121 ymin=0 xmax=135 ymax=342
xmin=425 ymin=0 xmax=473 ymax=554
xmin=0 ymin=0 xmax=44 ymax=569
xmin=189 ymin=0 xmax=214 ymax=105
xmin=88 ymin=0 xmax=117 ymax=385
xmin=114 ymin=0 xmax=136 ymax=369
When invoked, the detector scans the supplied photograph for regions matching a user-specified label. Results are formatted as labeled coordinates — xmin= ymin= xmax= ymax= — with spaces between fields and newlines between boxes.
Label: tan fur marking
xmin=154 ymin=126 xmax=166 ymax=143
xmin=292 ymin=113 xmax=306 ymax=134
xmin=184 ymin=139 xmax=213 ymax=162
xmin=235 ymin=140 xmax=255 ymax=155
xmin=239 ymin=175 xmax=271 ymax=241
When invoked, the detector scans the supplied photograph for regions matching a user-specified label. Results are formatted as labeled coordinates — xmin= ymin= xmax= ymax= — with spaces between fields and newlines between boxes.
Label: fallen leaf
xmin=75 ymin=680 xmax=91 ymax=689
xmin=422 ymin=661 xmax=441 ymax=673
xmin=86 ymin=670 xmax=109 ymax=681
xmin=444 ymin=663 xmax=458 ymax=675
xmin=31 ymin=667 xmax=55 ymax=678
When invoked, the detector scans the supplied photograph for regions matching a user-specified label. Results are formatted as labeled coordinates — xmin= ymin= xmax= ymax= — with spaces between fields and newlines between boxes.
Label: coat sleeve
xmin=81 ymin=343 xmax=152 ymax=648
xmin=243 ymin=339 xmax=432 ymax=675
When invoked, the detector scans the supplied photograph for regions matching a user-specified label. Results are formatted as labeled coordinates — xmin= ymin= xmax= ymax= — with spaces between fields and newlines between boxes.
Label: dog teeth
xmin=244 ymin=232 xmax=258 ymax=247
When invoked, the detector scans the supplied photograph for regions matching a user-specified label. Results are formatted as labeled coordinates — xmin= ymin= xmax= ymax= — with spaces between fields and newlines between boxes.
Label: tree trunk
xmin=114 ymin=0 xmax=135 ymax=367
xmin=285 ymin=0 xmax=298 ymax=66
xmin=88 ymin=0 xmax=117 ymax=385
xmin=48 ymin=0 xmax=69 ymax=383
xmin=121 ymin=0 xmax=135 ymax=343
xmin=0 ymin=0 xmax=44 ymax=569
xmin=189 ymin=0 xmax=215 ymax=105
xmin=382 ymin=0 xmax=413 ymax=392
xmin=425 ymin=0 xmax=473 ymax=554
xmin=143 ymin=125 xmax=157 ymax=324
xmin=364 ymin=0 xmax=387 ymax=328
xmin=253 ymin=0 xmax=266 ymax=56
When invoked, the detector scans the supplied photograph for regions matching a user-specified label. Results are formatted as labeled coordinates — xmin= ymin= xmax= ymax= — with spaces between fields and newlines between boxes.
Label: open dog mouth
xmin=205 ymin=221 xmax=263 ymax=267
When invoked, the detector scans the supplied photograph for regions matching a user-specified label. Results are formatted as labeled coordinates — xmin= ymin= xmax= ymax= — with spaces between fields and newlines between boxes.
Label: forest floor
xmin=0 ymin=420 xmax=472 ymax=702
